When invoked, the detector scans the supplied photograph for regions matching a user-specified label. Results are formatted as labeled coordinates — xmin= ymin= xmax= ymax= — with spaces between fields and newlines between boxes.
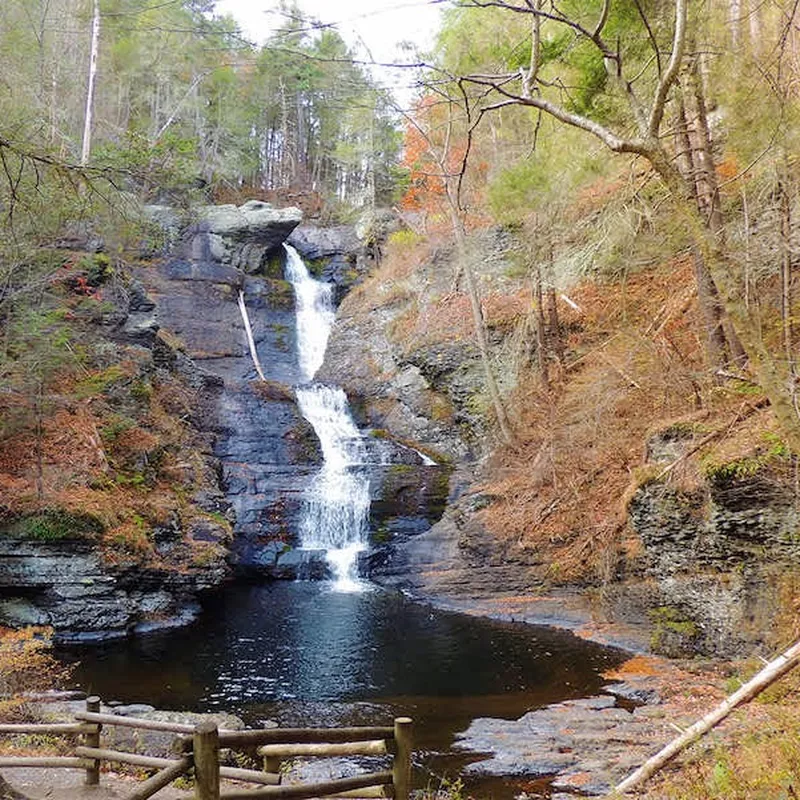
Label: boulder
xmin=288 ymin=224 xmax=360 ymax=260
xmin=190 ymin=202 xmax=303 ymax=273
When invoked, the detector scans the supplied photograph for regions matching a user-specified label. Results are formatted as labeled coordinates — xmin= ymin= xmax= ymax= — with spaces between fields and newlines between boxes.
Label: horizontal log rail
xmin=0 ymin=756 xmax=92 ymax=769
xmin=216 ymin=726 xmax=396 ymax=749
xmin=219 ymin=766 xmax=280 ymax=786
xmin=0 ymin=723 xmax=95 ymax=735
xmin=74 ymin=710 xmax=237 ymax=735
xmin=258 ymin=740 xmax=390 ymax=758
xmin=75 ymin=746 xmax=182 ymax=770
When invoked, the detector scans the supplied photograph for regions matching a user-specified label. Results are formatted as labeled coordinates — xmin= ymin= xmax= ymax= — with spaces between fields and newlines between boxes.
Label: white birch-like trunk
xmin=237 ymin=291 xmax=267 ymax=382
xmin=80 ymin=0 xmax=100 ymax=165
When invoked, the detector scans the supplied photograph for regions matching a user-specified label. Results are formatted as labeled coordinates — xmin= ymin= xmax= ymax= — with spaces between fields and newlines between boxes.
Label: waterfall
xmin=284 ymin=244 xmax=335 ymax=383
xmin=283 ymin=244 xmax=370 ymax=591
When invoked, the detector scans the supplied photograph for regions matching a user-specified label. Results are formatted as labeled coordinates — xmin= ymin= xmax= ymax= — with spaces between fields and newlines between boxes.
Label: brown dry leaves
xmin=478 ymin=257 xmax=716 ymax=582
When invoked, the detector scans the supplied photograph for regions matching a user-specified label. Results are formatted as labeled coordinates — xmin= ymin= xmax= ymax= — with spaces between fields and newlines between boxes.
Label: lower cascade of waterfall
xmin=295 ymin=384 xmax=371 ymax=591
xmin=284 ymin=244 xmax=372 ymax=591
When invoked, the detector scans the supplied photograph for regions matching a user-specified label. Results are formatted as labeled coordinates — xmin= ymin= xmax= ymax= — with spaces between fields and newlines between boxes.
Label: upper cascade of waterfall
xmin=283 ymin=243 xmax=335 ymax=382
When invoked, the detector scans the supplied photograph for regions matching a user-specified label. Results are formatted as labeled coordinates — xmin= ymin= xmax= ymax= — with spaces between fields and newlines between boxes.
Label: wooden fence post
xmin=392 ymin=717 xmax=412 ymax=800
xmin=193 ymin=721 xmax=220 ymax=800
xmin=84 ymin=696 xmax=101 ymax=786
xmin=262 ymin=752 xmax=281 ymax=776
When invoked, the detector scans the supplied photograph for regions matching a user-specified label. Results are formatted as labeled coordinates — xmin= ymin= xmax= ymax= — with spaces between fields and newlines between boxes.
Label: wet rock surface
xmin=141 ymin=222 xmax=314 ymax=576
xmin=371 ymin=478 xmax=553 ymax=602
xmin=455 ymin=656 xmax=725 ymax=796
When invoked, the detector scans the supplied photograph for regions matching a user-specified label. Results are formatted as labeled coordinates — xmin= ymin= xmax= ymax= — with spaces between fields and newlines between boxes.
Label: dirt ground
xmin=1 ymin=767 xmax=192 ymax=799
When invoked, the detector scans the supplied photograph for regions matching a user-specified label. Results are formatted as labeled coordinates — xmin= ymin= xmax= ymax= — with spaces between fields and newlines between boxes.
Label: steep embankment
xmin=327 ymin=213 xmax=800 ymax=659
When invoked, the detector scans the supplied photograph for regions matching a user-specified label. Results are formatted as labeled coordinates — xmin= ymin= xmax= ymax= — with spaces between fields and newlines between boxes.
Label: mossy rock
xmin=3 ymin=509 xmax=104 ymax=541
xmin=649 ymin=605 xmax=700 ymax=657
xmin=251 ymin=379 xmax=294 ymax=403
xmin=262 ymin=251 xmax=286 ymax=280
xmin=265 ymin=279 xmax=295 ymax=310
xmin=305 ymin=257 xmax=328 ymax=278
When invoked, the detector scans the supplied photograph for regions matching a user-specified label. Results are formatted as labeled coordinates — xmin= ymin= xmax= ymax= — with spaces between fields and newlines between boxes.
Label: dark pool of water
xmin=58 ymin=582 xmax=627 ymax=798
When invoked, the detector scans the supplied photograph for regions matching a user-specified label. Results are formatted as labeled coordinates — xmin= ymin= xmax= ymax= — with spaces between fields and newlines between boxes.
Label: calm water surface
xmin=59 ymin=583 xmax=627 ymax=797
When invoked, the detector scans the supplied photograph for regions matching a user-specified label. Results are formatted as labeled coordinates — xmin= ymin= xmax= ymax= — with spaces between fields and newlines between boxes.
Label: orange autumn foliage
xmin=0 ymin=627 xmax=71 ymax=720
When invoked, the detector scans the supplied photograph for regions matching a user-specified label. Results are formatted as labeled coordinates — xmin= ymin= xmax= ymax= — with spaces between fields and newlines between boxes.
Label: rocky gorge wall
xmin=6 ymin=199 xmax=796 ymax=658
xmin=323 ymin=228 xmax=800 ymax=660
xmin=0 ymin=201 xmax=451 ymax=638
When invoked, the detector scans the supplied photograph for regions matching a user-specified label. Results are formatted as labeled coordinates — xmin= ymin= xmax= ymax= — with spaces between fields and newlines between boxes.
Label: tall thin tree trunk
xmin=533 ymin=262 xmax=549 ymax=389
xmin=80 ymin=0 xmax=100 ymax=165
xmin=780 ymin=175 xmax=794 ymax=371
xmin=689 ymin=61 xmax=748 ymax=365
xmin=746 ymin=0 xmax=763 ymax=52
xmin=674 ymin=88 xmax=700 ymax=205
xmin=545 ymin=247 xmax=564 ymax=366
xmin=34 ymin=379 xmax=44 ymax=503
xmin=728 ymin=0 xmax=742 ymax=48
xmin=446 ymin=193 xmax=513 ymax=443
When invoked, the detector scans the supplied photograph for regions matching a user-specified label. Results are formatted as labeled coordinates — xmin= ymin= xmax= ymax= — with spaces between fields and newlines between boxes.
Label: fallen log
xmin=612 ymin=637 xmax=800 ymax=795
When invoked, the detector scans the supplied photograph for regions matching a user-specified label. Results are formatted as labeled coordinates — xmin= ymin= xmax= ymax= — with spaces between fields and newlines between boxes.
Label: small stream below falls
xmin=60 ymin=582 xmax=627 ymax=798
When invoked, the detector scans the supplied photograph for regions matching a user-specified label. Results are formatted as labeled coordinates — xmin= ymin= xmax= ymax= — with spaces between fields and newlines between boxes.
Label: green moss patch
xmin=4 ymin=509 xmax=104 ymax=541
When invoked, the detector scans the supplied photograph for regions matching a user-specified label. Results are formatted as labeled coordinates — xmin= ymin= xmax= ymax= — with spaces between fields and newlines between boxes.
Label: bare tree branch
xmin=648 ymin=0 xmax=688 ymax=137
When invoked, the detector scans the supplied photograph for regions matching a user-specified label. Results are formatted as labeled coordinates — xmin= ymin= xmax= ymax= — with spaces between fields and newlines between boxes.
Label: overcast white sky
xmin=213 ymin=0 xmax=444 ymax=102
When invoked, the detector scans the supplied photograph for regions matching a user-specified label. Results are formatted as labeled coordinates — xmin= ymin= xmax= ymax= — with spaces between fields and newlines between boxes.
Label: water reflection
xmin=59 ymin=583 xmax=627 ymax=798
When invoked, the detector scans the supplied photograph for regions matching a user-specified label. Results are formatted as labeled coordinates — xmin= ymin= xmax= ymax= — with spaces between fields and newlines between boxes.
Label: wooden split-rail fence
xmin=0 ymin=697 xmax=413 ymax=800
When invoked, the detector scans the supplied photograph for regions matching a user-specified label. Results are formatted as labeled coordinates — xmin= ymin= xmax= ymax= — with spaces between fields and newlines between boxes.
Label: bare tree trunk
xmin=671 ymin=73 xmax=730 ymax=368
xmin=780 ymin=176 xmax=794 ymax=371
xmin=674 ymin=88 xmax=700 ymax=205
xmin=542 ymin=243 xmax=564 ymax=367
xmin=728 ymin=0 xmax=742 ymax=48
xmin=446 ymin=195 xmax=513 ymax=443
xmin=746 ymin=0 xmax=763 ymax=52
xmin=689 ymin=61 xmax=748 ymax=365
xmin=533 ymin=262 xmax=549 ymax=388
xmin=34 ymin=379 xmax=44 ymax=503
xmin=80 ymin=0 xmax=100 ymax=165
xmin=546 ymin=284 xmax=564 ymax=366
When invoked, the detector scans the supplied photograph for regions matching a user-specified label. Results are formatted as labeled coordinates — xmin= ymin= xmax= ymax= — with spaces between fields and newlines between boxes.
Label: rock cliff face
xmin=0 ymin=256 xmax=234 ymax=639
xmin=139 ymin=202 xmax=315 ymax=576
xmin=0 ymin=540 xmax=225 ymax=641
xmin=613 ymin=437 xmax=800 ymax=658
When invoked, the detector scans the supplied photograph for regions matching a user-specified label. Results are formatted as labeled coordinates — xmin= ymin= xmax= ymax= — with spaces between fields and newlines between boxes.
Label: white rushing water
xmin=284 ymin=244 xmax=335 ymax=383
xmin=284 ymin=244 xmax=370 ymax=591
